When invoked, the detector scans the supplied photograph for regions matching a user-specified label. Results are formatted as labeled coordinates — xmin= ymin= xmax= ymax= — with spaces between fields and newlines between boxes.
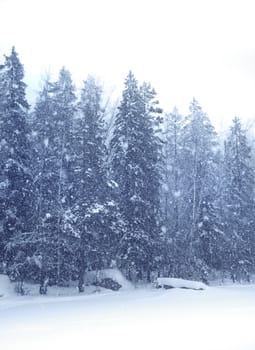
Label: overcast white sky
xmin=0 ymin=0 xmax=255 ymax=130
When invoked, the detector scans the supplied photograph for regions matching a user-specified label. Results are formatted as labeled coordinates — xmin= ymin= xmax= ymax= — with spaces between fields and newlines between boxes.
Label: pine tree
xmin=50 ymin=68 xmax=77 ymax=286
xmin=31 ymin=78 xmax=61 ymax=292
xmin=180 ymin=98 xmax=222 ymax=280
xmin=0 ymin=48 xmax=34 ymax=287
xmin=161 ymin=108 xmax=184 ymax=276
xmin=222 ymin=117 xmax=255 ymax=281
xmin=162 ymin=108 xmax=183 ymax=234
xmin=31 ymin=69 xmax=77 ymax=291
xmin=110 ymin=72 xmax=162 ymax=282
xmin=73 ymin=76 xmax=122 ymax=292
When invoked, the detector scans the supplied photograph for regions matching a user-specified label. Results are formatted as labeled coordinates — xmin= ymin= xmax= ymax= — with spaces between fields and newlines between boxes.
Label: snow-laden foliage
xmin=110 ymin=72 xmax=163 ymax=282
xmin=72 ymin=76 xmax=123 ymax=292
xmin=1 ymin=48 xmax=255 ymax=292
xmin=221 ymin=117 xmax=255 ymax=281
xmin=30 ymin=68 xmax=77 ymax=291
xmin=0 ymin=48 xmax=34 ymax=288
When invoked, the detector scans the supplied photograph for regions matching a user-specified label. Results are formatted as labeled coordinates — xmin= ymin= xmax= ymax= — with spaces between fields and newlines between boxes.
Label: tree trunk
xmin=78 ymin=244 xmax=86 ymax=293
xmin=39 ymin=274 xmax=49 ymax=295
xmin=146 ymin=269 xmax=151 ymax=282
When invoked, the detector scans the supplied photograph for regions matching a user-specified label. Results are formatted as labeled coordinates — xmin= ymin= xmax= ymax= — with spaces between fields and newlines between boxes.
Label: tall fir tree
xmin=110 ymin=71 xmax=162 ymax=282
xmin=180 ymin=99 xmax=223 ymax=280
xmin=73 ymin=76 xmax=122 ymax=292
xmin=31 ymin=69 xmax=77 ymax=291
xmin=161 ymin=108 xmax=186 ymax=277
xmin=31 ymin=78 xmax=61 ymax=291
xmin=222 ymin=117 xmax=255 ymax=281
xmin=50 ymin=67 xmax=77 ymax=286
xmin=0 ymin=48 xmax=34 ymax=280
xmin=162 ymin=108 xmax=183 ymax=236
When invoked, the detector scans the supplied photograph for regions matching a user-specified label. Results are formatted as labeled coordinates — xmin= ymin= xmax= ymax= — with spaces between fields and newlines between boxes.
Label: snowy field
xmin=1 ymin=280 xmax=255 ymax=350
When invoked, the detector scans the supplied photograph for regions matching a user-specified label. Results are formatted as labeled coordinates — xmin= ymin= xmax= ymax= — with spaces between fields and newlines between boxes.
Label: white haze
xmin=0 ymin=0 xmax=255 ymax=130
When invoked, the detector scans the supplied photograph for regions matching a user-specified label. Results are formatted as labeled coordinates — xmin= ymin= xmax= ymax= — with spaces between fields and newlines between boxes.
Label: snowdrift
xmin=0 ymin=274 xmax=14 ymax=297
xmin=155 ymin=277 xmax=207 ymax=290
xmin=85 ymin=268 xmax=132 ymax=290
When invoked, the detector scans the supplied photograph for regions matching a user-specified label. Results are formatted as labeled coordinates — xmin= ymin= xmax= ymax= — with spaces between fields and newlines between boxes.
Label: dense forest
xmin=0 ymin=47 xmax=254 ymax=294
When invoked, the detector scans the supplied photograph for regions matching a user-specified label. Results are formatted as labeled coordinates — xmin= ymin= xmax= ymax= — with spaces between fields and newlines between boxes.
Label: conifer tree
xmin=180 ymin=99 xmax=222 ymax=279
xmin=162 ymin=108 xmax=183 ymax=236
xmin=0 ymin=48 xmax=34 ymax=285
xmin=31 ymin=69 xmax=77 ymax=291
xmin=31 ymin=78 xmax=61 ymax=291
xmin=73 ymin=76 xmax=122 ymax=292
xmin=222 ymin=117 xmax=255 ymax=281
xmin=110 ymin=71 xmax=162 ymax=281
xmin=161 ymin=108 xmax=185 ymax=276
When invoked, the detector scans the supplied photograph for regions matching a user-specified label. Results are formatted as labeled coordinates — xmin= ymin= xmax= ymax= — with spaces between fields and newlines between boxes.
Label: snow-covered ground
xmin=1 ymin=280 xmax=255 ymax=350
xmin=156 ymin=277 xmax=207 ymax=290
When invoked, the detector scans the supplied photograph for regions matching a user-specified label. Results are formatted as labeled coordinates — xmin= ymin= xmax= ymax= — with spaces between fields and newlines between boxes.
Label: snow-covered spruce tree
xmin=162 ymin=108 xmax=183 ymax=236
xmin=72 ymin=76 xmax=122 ymax=292
xmin=180 ymin=99 xmax=223 ymax=280
xmin=0 ymin=48 xmax=35 ymax=287
xmin=31 ymin=79 xmax=61 ymax=292
xmin=161 ymin=108 xmax=185 ymax=277
xmin=31 ymin=69 xmax=77 ymax=291
xmin=110 ymin=71 xmax=162 ymax=282
xmin=222 ymin=117 xmax=255 ymax=281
